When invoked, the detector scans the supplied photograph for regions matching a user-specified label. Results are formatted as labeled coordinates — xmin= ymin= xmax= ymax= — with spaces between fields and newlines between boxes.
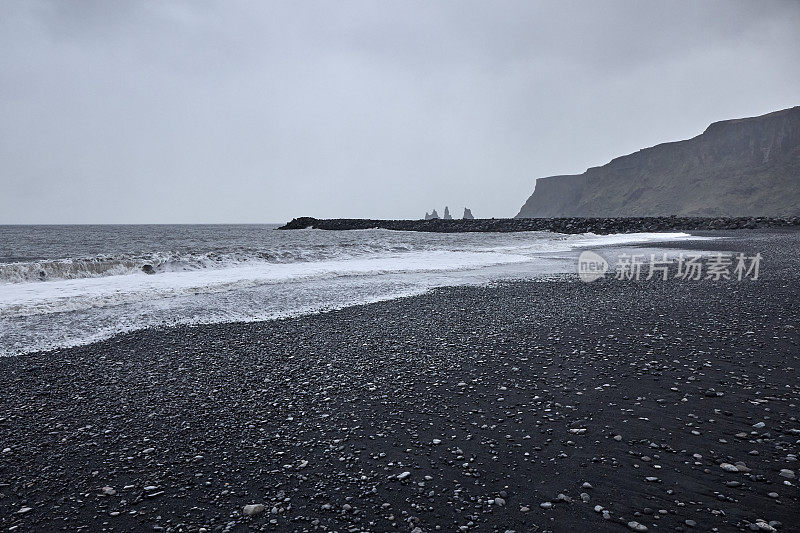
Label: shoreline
xmin=1 ymin=230 xmax=798 ymax=532
xmin=0 ymin=229 xmax=707 ymax=359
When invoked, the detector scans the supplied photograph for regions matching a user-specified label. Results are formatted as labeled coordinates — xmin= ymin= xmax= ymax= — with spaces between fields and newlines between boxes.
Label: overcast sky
xmin=1 ymin=1 xmax=799 ymax=223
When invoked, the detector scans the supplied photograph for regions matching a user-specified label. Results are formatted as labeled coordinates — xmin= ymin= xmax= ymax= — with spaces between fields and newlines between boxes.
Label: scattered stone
xmin=627 ymin=520 xmax=648 ymax=532
xmin=242 ymin=504 xmax=265 ymax=517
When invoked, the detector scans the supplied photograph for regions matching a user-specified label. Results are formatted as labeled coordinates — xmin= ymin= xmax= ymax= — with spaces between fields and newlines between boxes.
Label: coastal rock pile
xmin=278 ymin=216 xmax=800 ymax=234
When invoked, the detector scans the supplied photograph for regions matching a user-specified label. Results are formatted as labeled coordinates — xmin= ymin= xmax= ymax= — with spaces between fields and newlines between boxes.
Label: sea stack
xmin=443 ymin=206 xmax=453 ymax=220
xmin=424 ymin=209 xmax=439 ymax=220
xmin=463 ymin=207 xmax=474 ymax=220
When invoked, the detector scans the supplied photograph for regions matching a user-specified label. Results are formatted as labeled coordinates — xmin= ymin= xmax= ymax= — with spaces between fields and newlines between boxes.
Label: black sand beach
xmin=1 ymin=230 xmax=799 ymax=533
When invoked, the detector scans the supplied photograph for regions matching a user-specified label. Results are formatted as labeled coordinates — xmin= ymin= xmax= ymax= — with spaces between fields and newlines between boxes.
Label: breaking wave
xmin=0 ymin=243 xmax=429 ymax=284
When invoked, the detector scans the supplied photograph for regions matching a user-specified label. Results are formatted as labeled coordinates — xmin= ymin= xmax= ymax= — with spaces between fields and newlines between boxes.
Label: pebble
xmin=627 ymin=520 xmax=648 ymax=532
xmin=242 ymin=504 xmax=265 ymax=517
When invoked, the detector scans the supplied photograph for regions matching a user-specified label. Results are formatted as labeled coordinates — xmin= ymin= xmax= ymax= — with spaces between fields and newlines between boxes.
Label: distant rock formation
xmin=424 ymin=209 xmax=439 ymax=220
xmin=516 ymin=106 xmax=800 ymax=218
xmin=463 ymin=207 xmax=474 ymax=220
xmin=443 ymin=206 xmax=453 ymax=220
xmin=278 ymin=216 xmax=800 ymax=234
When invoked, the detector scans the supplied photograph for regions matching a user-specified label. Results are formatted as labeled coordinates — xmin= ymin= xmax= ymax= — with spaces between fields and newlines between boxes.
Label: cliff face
xmin=516 ymin=106 xmax=800 ymax=218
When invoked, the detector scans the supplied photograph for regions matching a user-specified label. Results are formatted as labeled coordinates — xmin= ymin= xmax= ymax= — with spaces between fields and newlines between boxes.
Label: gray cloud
xmin=1 ymin=0 xmax=799 ymax=223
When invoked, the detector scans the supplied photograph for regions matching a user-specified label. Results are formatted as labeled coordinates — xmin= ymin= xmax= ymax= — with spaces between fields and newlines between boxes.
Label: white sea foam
xmin=0 ymin=250 xmax=533 ymax=317
xmin=0 ymin=230 xmax=701 ymax=356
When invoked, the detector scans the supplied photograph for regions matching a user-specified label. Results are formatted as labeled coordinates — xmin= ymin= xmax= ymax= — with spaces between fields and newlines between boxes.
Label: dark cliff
xmin=516 ymin=106 xmax=800 ymax=218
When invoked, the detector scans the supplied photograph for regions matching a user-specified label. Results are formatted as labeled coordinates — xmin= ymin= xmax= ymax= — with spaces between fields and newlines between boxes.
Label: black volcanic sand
xmin=1 ymin=231 xmax=799 ymax=533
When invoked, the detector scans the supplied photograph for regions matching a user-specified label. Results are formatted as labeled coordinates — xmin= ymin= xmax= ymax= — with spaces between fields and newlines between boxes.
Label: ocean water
xmin=0 ymin=224 xmax=696 ymax=356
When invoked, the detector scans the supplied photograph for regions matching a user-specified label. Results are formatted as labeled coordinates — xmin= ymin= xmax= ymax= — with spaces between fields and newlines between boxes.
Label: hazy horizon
xmin=2 ymin=1 xmax=799 ymax=224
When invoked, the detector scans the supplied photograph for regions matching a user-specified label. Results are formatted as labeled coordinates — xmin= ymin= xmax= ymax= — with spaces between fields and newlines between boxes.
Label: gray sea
xmin=0 ymin=224 xmax=695 ymax=356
